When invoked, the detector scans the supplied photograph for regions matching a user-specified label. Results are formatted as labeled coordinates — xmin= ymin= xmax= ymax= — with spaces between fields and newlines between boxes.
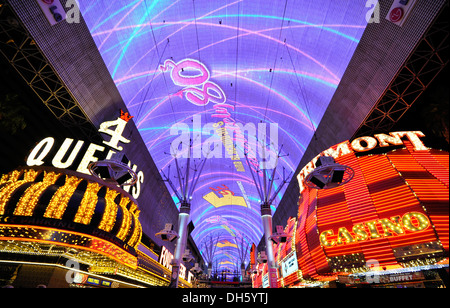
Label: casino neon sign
xmin=319 ymin=211 xmax=430 ymax=247
xmin=297 ymin=131 xmax=428 ymax=194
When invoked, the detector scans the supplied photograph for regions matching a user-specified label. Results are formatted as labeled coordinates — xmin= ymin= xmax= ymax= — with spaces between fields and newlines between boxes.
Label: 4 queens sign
xmin=160 ymin=58 xmax=279 ymax=171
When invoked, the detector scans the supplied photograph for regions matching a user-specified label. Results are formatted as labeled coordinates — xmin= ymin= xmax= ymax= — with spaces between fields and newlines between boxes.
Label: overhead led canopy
xmin=77 ymin=0 xmax=369 ymax=272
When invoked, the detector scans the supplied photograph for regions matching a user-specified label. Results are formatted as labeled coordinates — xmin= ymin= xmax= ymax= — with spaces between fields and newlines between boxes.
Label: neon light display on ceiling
xmin=77 ymin=0 xmax=369 ymax=271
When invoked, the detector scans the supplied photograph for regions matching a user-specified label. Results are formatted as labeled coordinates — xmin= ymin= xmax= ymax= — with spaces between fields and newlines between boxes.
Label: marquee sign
xmin=0 ymin=223 xmax=138 ymax=269
xmin=26 ymin=111 xmax=144 ymax=199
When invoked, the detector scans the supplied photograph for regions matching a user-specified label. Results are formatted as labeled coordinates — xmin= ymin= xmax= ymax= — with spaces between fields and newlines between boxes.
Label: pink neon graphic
xmin=159 ymin=58 xmax=227 ymax=107
xmin=159 ymin=58 xmax=210 ymax=86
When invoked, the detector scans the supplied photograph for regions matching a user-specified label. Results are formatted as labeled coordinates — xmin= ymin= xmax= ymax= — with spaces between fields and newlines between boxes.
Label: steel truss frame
xmin=354 ymin=4 xmax=449 ymax=138
xmin=0 ymin=1 xmax=101 ymax=143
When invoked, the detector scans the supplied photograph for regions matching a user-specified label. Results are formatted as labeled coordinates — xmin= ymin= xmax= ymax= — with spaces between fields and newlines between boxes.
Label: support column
xmin=261 ymin=203 xmax=278 ymax=288
xmin=169 ymin=202 xmax=190 ymax=288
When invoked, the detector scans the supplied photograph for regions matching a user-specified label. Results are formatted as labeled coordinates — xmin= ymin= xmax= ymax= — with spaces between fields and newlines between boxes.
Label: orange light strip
xmin=339 ymin=153 xmax=398 ymax=266
xmin=388 ymin=147 xmax=449 ymax=252
xmin=406 ymin=144 xmax=449 ymax=188
xmin=296 ymin=187 xmax=322 ymax=278
xmin=0 ymin=170 xmax=39 ymax=215
xmin=0 ymin=224 xmax=138 ymax=269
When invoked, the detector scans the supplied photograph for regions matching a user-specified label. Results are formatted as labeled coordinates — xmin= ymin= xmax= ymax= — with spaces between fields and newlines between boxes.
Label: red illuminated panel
xmin=286 ymin=218 xmax=296 ymax=253
xmin=291 ymin=140 xmax=448 ymax=282
xmin=293 ymin=141 xmax=448 ymax=282
xmin=316 ymin=187 xmax=360 ymax=257
xmin=337 ymin=152 xmax=398 ymax=268
xmin=359 ymin=154 xmax=437 ymax=252
xmin=337 ymin=153 xmax=379 ymax=223
xmin=283 ymin=271 xmax=299 ymax=286
xmin=278 ymin=217 xmax=296 ymax=261
xmin=387 ymin=148 xmax=448 ymax=201
xmin=305 ymin=196 xmax=330 ymax=273
xmin=431 ymin=150 xmax=449 ymax=172
xmin=410 ymin=147 xmax=449 ymax=188
xmin=296 ymin=187 xmax=320 ymax=278
xmin=317 ymin=190 xmax=350 ymax=226
xmin=388 ymin=144 xmax=449 ymax=252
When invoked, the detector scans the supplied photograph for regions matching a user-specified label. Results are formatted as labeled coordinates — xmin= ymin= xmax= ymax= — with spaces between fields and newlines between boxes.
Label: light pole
xmin=169 ymin=201 xmax=191 ymax=288
xmin=161 ymin=141 xmax=208 ymax=288
xmin=245 ymin=147 xmax=291 ymax=288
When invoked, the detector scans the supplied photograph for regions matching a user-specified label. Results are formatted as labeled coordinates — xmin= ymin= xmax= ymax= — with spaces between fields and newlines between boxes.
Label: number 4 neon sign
xmin=98 ymin=110 xmax=134 ymax=151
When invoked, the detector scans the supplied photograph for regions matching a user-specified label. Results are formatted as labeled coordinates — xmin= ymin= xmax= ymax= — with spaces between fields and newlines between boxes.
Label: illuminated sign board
xmin=293 ymin=136 xmax=448 ymax=279
xmin=297 ymin=131 xmax=427 ymax=194
xmin=379 ymin=271 xmax=424 ymax=284
xmin=86 ymin=277 xmax=102 ymax=286
xmin=262 ymin=274 xmax=269 ymax=289
xmin=319 ymin=211 xmax=430 ymax=248
xmin=159 ymin=246 xmax=194 ymax=283
xmin=281 ymin=252 xmax=299 ymax=278
xmin=26 ymin=111 xmax=144 ymax=199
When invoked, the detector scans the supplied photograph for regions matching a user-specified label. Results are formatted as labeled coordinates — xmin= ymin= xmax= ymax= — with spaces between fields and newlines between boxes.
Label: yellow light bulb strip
xmin=1 ymin=167 xmax=143 ymax=252
xmin=73 ymin=182 xmax=101 ymax=225
xmin=44 ymin=175 xmax=83 ymax=219
xmin=116 ymin=197 xmax=132 ymax=241
xmin=128 ymin=216 xmax=142 ymax=248
xmin=0 ymin=173 xmax=10 ymax=186
xmin=14 ymin=171 xmax=61 ymax=216
xmin=98 ymin=188 xmax=119 ymax=232
xmin=0 ymin=170 xmax=39 ymax=215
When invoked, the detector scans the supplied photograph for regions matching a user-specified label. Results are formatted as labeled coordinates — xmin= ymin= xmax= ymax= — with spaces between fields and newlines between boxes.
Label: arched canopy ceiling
xmin=77 ymin=0 xmax=369 ymax=271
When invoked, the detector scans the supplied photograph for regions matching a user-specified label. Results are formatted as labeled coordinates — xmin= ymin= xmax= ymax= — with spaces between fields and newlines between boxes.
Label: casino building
xmin=252 ymin=133 xmax=449 ymax=288
xmin=0 ymin=0 xmax=448 ymax=288
xmin=0 ymin=165 xmax=196 ymax=288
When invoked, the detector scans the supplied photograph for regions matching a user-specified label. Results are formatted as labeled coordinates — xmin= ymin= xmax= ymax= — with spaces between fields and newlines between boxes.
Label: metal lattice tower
xmin=354 ymin=3 xmax=449 ymax=137
xmin=0 ymin=1 xmax=101 ymax=143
